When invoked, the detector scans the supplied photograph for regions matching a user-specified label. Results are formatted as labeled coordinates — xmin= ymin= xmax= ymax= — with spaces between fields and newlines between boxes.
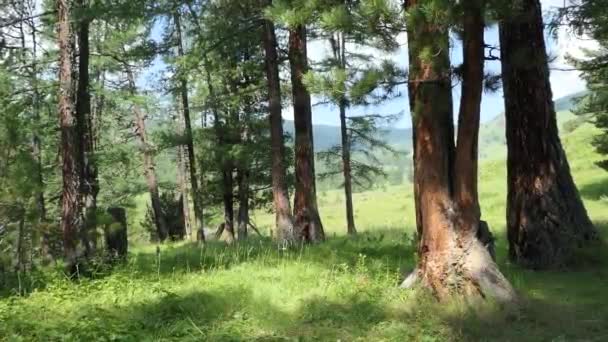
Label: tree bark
xmin=176 ymin=117 xmax=192 ymax=239
xmin=499 ymin=0 xmax=597 ymax=269
xmin=221 ymin=167 xmax=236 ymax=243
xmin=403 ymin=0 xmax=515 ymax=302
xmin=127 ymin=70 xmax=169 ymax=242
xmin=334 ymin=32 xmax=356 ymax=235
xmin=174 ymin=11 xmax=204 ymax=239
xmin=237 ymin=168 xmax=250 ymax=240
xmin=339 ymin=101 xmax=356 ymax=235
xmin=57 ymin=0 xmax=81 ymax=270
xmin=76 ymin=0 xmax=98 ymax=257
xmin=288 ymin=25 xmax=324 ymax=243
xmin=261 ymin=5 xmax=296 ymax=243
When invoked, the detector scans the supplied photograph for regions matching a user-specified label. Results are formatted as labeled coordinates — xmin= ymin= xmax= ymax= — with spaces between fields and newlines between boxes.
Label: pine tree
xmin=57 ymin=0 xmax=82 ymax=270
xmin=402 ymin=0 xmax=515 ymax=301
xmin=499 ymin=0 xmax=598 ymax=269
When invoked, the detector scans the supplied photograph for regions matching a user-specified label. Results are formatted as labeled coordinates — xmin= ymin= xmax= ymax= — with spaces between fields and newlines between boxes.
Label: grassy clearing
xmin=1 ymin=124 xmax=607 ymax=341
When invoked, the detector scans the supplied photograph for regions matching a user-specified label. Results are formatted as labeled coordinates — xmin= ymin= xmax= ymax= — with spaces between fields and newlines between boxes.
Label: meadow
xmin=0 ymin=122 xmax=607 ymax=341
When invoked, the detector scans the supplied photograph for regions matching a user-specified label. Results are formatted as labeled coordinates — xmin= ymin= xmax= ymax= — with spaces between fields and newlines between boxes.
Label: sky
xmin=295 ymin=0 xmax=597 ymax=128
xmin=143 ymin=0 xmax=597 ymax=128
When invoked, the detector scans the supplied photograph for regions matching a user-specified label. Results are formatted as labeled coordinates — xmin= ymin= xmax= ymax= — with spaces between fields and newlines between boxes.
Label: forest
xmin=0 ymin=0 xmax=607 ymax=340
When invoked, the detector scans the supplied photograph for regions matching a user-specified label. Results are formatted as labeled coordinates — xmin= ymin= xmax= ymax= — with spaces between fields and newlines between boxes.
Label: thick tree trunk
xmin=403 ymin=0 xmax=514 ymax=302
xmin=76 ymin=0 xmax=98 ymax=257
xmin=261 ymin=8 xmax=296 ymax=243
xmin=339 ymin=101 xmax=356 ymax=235
xmin=237 ymin=169 xmax=250 ymax=240
xmin=499 ymin=0 xmax=597 ymax=269
xmin=127 ymin=70 xmax=169 ymax=242
xmin=288 ymin=25 xmax=324 ymax=243
xmin=57 ymin=0 xmax=81 ymax=270
xmin=175 ymin=12 xmax=204 ymax=239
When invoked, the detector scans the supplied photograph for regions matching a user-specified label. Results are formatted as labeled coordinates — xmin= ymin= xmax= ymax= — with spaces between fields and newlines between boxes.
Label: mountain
xmin=289 ymin=91 xmax=586 ymax=158
xmin=283 ymin=120 xmax=412 ymax=152
xmin=477 ymin=91 xmax=586 ymax=160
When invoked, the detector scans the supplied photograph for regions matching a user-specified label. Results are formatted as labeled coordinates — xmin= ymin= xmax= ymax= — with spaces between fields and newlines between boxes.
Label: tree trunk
xmin=57 ymin=0 xmax=81 ymax=270
xmin=403 ymin=0 xmax=515 ymax=302
xmin=174 ymin=11 xmax=204 ymax=239
xmin=261 ymin=6 xmax=296 ymax=243
xmin=499 ymin=0 xmax=597 ymax=269
xmin=339 ymin=101 xmax=356 ymax=235
xmin=334 ymin=32 xmax=356 ymax=235
xmin=127 ymin=70 xmax=169 ymax=242
xmin=76 ymin=0 xmax=98 ymax=257
xmin=176 ymin=125 xmax=192 ymax=239
xmin=288 ymin=25 xmax=324 ymax=243
xmin=237 ymin=169 xmax=250 ymax=240
xmin=221 ymin=167 xmax=236 ymax=243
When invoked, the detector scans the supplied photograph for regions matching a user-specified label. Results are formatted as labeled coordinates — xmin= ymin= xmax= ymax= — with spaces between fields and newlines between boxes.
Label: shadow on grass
xmin=2 ymin=227 xmax=608 ymax=341
xmin=579 ymin=177 xmax=608 ymax=200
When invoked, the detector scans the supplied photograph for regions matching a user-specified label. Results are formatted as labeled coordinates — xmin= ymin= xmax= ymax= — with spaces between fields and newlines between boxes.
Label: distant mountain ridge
xmin=289 ymin=91 xmax=586 ymax=156
xmin=283 ymin=121 xmax=412 ymax=152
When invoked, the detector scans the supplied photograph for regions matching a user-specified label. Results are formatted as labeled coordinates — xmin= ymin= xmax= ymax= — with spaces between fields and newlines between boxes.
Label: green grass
xmin=1 ymin=123 xmax=607 ymax=341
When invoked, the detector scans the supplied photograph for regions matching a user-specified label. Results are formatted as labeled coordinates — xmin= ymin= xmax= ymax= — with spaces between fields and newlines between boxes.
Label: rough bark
xmin=288 ymin=25 xmax=324 ymax=243
xmin=57 ymin=0 xmax=81 ymax=270
xmin=76 ymin=0 xmax=98 ymax=257
xmin=499 ymin=0 xmax=597 ymax=269
xmin=261 ymin=7 xmax=296 ymax=243
xmin=403 ymin=0 xmax=515 ymax=302
xmin=175 ymin=11 xmax=204 ymax=239
xmin=127 ymin=70 xmax=169 ymax=242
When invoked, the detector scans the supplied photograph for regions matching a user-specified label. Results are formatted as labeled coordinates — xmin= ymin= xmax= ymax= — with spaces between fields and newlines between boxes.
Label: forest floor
xmin=1 ymin=123 xmax=607 ymax=341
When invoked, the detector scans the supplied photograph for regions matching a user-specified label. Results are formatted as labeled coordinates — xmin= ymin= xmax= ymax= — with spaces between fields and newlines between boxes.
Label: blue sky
xmin=143 ymin=0 xmax=592 ymax=128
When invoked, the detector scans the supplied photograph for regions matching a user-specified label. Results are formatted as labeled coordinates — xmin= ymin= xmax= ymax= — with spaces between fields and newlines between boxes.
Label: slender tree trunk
xmin=76 ymin=0 xmax=97 ymax=257
xmin=237 ymin=169 xmax=250 ymax=240
xmin=288 ymin=24 xmax=324 ymax=243
xmin=339 ymin=101 xmax=356 ymax=235
xmin=176 ymin=115 xmax=192 ymax=239
xmin=57 ymin=0 xmax=81 ymax=270
xmin=402 ymin=0 xmax=514 ymax=302
xmin=174 ymin=12 xmax=204 ymax=238
xmin=333 ymin=32 xmax=356 ymax=235
xmin=221 ymin=167 xmax=236 ymax=243
xmin=261 ymin=6 xmax=296 ymax=243
xmin=126 ymin=70 xmax=169 ymax=242
xmin=499 ymin=0 xmax=597 ymax=269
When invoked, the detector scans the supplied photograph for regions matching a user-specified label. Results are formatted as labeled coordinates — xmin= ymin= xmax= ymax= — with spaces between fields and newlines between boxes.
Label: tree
xmin=304 ymin=0 xmax=404 ymax=235
xmin=289 ymin=24 xmax=325 ymax=243
xmin=75 ymin=0 xmax=98 ymax=257
xmin=57 ymin=0 xmax=82 ymax=270
xmin=499 ymin=0 xmax=598 ymax=269
xmin=556 ymin=0 xmax=608 ymax=171
xmin=173 ymin=9 xmax=204 ymax=240
xmin=402 ymin=0 xmax=515 ymax=301
xmin=261 ymin=0 xmax=297 ymax=243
